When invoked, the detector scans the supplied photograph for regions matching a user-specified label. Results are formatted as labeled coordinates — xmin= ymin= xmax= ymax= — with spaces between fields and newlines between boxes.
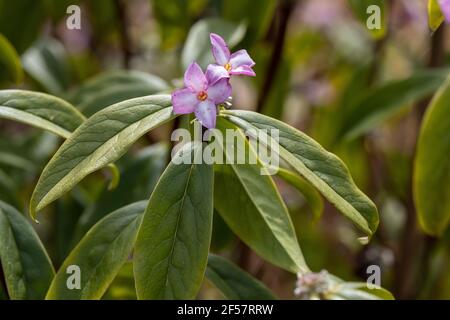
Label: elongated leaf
xmin=182 ymin=18 xmax=246 ymax=69
xmin=69 ymin=71 xmax=169 ymax=117
xmin=30 ymin=94 xmax=176 ymax=219
xmin=134 ymin=142 xmax=213 ymax=299
xmin=0 ymin=201 xmax=54 ymax=299
xmin=329 ymin=281 xmax=394 ymax=300
xmin=72 ymin=143 xmax=169 ymax=243
xmin=0 ymin=151 xmax=35 ymax=171
xmin=277 ymin=168 xmax=324 ymax=221
xmin=46 ymin=201 xmax=146 ymax=300
xmin=339 ymin=70 xmax=447 ymax=140
xmin=348 ymin=0 xmax=386 ymax=39
xmin=22 ymin=38 xmax=70 ymax=95
xmin=428 ymin=0 xmax=445 ymax=32
xmin=0 ymin=34 xmax=23 ymax=83
xmin=222 ymin=111 xmax=378 ymax=236
xmin=0 ymin=89 xmax=85 ymax=138
xmin=414 ymin=77 xmax=450 ymax=236
xmin=206 ymin=254 xmax=276 ymax=300
xmin=214 ymin=119 xmax=307 ymax=273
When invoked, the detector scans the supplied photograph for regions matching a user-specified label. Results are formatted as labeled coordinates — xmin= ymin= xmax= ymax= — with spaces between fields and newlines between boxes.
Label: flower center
xmin=224 ymin=63 xmax=232 ymax=72
xmin=197 ymin=91 xmax=208 ymax=101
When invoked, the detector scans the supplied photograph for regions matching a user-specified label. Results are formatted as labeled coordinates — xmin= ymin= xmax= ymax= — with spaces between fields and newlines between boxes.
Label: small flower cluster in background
xmin=172 ymin=33 xmax=255 ymax=129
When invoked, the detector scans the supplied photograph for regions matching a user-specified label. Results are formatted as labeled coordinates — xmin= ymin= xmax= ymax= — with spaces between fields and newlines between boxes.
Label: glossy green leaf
xmin=214 ymin=118 xmax=307 ymax=273
xmin=30 ymin=94 xmax=176 ymax=219
xmin=339 ymin=70 xmax=447 ymax=141
xmin=22 ymin=38 xmax=71 ymax=95
xmin=340 ymin=70 xmax=447 ymax=139
xmin=428 ymin=0 xmax=445 ymax=32
xmin=102 ymin=262 xmax=137 ymax=300
xmin=329 ymin=281 xmax=394 ymax=300
xmin=0 ymin=89 xmax=85 ymax=138
xmin=222 ymin=110 xmax=378 ymax=237
xmin=69 ymin=71 xmax=169 ymax=117
xmin=276 ymin=168 xmax=324 ymax=221
xmin=182 ymin=18 xmax=246 ymax=69
xmin=0 ymin=200 xmax=54 ymax=299
xmin=414 ymin=76 xmax=450 ymax=236
xmin=206 ymin=254 xmax=276 ymax=300
xmin=0 ymin=34 xmax=23 ymax=83
xmin=134 ymin=142 xmax=213 ymax=299
xmin=46 ymin=201 xmax=146 ymax=300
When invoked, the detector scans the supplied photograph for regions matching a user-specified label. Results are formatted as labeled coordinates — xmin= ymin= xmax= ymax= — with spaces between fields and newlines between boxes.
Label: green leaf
xmin=222 ymin=110 xmax=378 ymax=237
xmin=428 ymin=0 xmax=445 ymax=32
xmin=276 ymin=168 xmax=324 ymax=221
xmin=30 ymin=94 xmax=176 ymax=219
xmin=46 ymin=201 xmax=146 ymax=300
xmin=0 ymin=34 xmax=23 ymax=83
xmin=339 ymin=70 xmax=447 ymax=141
xmin=0 ymin=151 xmax=35 ymax=171
xmin=414 ymin=76 xmax=450 ymax=236
xmin=329 ymin=281 xmax=394 ymax=300
xmin=69 ymin=70 xmax=169 ymax=117
xmin=0 ymin=89 xmax=85 ymax=138
xmin=182 ymin=18 xmax=246 ymax=69
xmin=0 ymin=200 xmax=54 ymax=299
xmin=134 ymin=142 xmax=214 ymax=299
xmin=72 ymin=143 xmax=169 ymax=243
xmin=22 ymin=38 xmax=71 ymax=95
xmin=206 ymin=254 xmax=276 ymax=300
xmin=214 ymin=118 xmax=307 ymax=273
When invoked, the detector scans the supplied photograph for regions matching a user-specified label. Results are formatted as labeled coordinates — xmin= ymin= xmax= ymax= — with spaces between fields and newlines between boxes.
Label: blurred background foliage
xmin=0 ymin=0 xmax=449 ymax=299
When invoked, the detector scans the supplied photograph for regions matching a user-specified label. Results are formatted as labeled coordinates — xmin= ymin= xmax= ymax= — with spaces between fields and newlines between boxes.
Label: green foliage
xmin=0 ymin=89 xmax=85 ymax=138
xmin=206 ymin=254 xmax=276 ymax=300
xmin=414 ymin=77 xmax=450 ymax=236
xmin=348 ymin=0 xmax=387 ymax=39
xmin=46 ymin=201 xmax=146 ymax=300
xmin=0 ymin=201 xmax=54 ymax=299
xmin=30 ymin=95 xmax=176 ymax=218
xmin=0 ymin=34 xmax=23 ymax=83
xmin=214 ymin=118 xmax=307 ymax=273
xmin=134 ymin=142 xmax=213 ymax=299
xmin=428 ymin=0 xmax=445 ymax=32
xmin=222 ymin=110 xmax=379 ymax=237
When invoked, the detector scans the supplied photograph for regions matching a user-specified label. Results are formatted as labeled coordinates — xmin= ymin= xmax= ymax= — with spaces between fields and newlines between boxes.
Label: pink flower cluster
xmin=172 ymin=33 xmax=256 ymax=129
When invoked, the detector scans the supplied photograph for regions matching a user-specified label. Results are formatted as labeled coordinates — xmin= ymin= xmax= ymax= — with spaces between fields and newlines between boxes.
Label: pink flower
xmin=172 ymin=62 xmax=231 ymax=129
xmin=205 ymin=33 xmax=256 ymax=84
xmin=439 ymin=0 xmax=450 ymax=22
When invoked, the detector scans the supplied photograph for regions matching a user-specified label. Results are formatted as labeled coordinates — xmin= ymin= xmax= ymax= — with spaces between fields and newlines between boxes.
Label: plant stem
xmin=114 ymin=0 xmax=132 ymax=69
xmin=256 ymin=0 xmax=295 ymax=113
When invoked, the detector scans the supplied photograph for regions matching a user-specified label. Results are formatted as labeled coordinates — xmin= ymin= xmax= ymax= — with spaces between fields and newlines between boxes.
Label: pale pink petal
xmin=195 ymin=100 xmax=217 ymax=129
xmin=205 ymin=64 xmax=230 ymax=85
xmin=439 ymin=0 xmax=450 ymax=22
xmin=229 ymin=49 xmax=255 ymax=68
xmin=184 ymin=62 xmax=207 ymax=92
xmin=210 ymin=33 xmax=230 ymax=66
xmin=172 ymin=88 xmax=198 ymax=114
xmin=229 ymin=65 xmax=256 ymax=77
xmin=206 ymin=78 xmax=231 ymax=104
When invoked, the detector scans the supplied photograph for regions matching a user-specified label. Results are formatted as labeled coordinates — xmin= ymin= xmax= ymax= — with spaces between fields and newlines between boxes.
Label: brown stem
xmin=114 ymin=0 xmax=132 ymax=69
xmin=256 ymin=0 xmax=295 ymax=113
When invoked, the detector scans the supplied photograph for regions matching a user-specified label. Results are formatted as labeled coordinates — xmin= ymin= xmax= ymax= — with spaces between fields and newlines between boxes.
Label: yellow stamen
xmin=197 ymin=91 xmax=208 ymax=101
xmin=224 ymin=63 xmax=232 ymax=71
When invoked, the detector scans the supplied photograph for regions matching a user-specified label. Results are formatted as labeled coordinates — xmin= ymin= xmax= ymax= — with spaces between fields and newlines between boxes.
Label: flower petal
xmin=229 ymin=49 xmax=255 ymax=68
xmin=205 ymin=64 xmax=230 ymax=85
xmin=172 ymin=88 xmax=197 ymax=114
xmin=439 ymin=0 xmax=450 ymax=22
xmin=195 ymin=100 xmax=217 ymax=129
xmin=229 ymin=65 xmax=256 ymax=77
xmin=184 ymin=62 xmax=207 ymax=92
xmin=210 ymin=33 xmax=230 ymax=66
xmin=206 ymin=78 xmax=232 ymax=104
